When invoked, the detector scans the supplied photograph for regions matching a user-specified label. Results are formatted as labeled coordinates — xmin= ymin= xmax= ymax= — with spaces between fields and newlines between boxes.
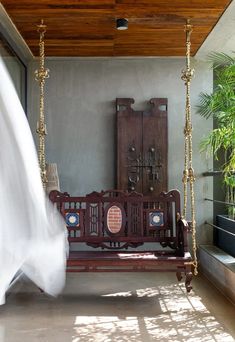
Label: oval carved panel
xmin=107 ymin=205 xmax=122 ymax=234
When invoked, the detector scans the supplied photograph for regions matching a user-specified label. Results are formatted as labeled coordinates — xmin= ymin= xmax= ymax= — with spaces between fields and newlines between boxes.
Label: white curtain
xmin=0 ymin=58 xmax=67 ymax=304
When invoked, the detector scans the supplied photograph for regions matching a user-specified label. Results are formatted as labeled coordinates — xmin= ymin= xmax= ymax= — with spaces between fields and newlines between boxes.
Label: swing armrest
xmin=176 ymin=218 xmax=190 ymax=254
xmin=49 ymin=190 xmax=70 ymax=202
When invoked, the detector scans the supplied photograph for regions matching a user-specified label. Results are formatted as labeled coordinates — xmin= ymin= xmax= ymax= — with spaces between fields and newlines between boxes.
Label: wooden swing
xmin=36 ymin=20 xmax=198 ymax=292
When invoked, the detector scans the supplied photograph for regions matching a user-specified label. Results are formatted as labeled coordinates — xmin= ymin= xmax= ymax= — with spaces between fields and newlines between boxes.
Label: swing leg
xmin=185 ymin=266 xmax=193 ymax=293
xmin=176 ymin=271 xmax=182 ymax=281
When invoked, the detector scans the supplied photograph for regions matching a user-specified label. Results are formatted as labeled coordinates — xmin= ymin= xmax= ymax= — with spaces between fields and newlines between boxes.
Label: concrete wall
xmin=28 ymin=57 xmax=213 ymax=245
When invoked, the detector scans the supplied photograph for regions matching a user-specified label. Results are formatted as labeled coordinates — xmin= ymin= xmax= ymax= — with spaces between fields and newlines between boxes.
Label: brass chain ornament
xmin=181 ymin=19 xmax=198 ymax=276
xmin=35 ymin=19 xmax=49 ymax=189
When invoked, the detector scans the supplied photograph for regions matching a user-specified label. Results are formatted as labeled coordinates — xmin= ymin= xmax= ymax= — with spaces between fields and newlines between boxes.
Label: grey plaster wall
xmin=28 ymin=57 xmax=213 ymax=245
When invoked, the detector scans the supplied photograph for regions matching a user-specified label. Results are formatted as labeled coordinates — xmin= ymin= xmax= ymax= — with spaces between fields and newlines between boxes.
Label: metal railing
xmin=205 ymin=198 xmax=235 ymax=207
xmin=205 ymin=221 xmax=235 ymax=237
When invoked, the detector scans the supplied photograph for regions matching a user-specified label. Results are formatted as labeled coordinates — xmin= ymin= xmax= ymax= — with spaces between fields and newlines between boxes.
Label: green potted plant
xmin=196 ymin=52 xmax=235 ymax=257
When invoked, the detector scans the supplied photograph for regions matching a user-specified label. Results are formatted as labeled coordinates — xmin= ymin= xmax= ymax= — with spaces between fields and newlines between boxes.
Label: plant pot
xmin=216 ymin=215 xmax=235 ymax=258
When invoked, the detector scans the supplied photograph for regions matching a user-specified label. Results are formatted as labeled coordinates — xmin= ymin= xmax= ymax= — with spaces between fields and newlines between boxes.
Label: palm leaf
xmin=207 ymin=52 xmax=235 ymax=69
xmin=196 ymin=93 xmax=215 ymax=119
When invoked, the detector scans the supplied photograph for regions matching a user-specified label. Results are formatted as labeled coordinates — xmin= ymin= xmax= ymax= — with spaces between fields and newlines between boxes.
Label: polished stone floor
xmin=0 ymin=272 xmax=235 ymax=342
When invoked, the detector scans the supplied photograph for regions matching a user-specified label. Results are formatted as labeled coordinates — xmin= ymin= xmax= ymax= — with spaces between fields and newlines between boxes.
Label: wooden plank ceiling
xmin=1 ymin=0 xmax=232 ymax=57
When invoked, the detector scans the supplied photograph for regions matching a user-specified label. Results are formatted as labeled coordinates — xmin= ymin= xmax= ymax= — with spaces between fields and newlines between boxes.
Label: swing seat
xmin=50 ymin=189 xmax=193 ymax=292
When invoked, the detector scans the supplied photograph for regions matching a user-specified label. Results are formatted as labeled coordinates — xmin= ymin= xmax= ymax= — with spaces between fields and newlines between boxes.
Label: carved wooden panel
xmin=116 ymin=98 xmax=168 ymax=196
xmin=49 ymin=189 xmax=182 ymax=251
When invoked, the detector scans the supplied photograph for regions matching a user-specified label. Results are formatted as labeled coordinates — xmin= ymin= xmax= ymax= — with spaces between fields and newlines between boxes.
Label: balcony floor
xmin=1 ymin=272 xmax=235 ymax=342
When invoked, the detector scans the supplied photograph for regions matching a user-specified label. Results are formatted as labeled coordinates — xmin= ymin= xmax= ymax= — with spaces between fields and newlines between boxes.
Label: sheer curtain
xmin=0 ymin=57 xmax=67 ymax=305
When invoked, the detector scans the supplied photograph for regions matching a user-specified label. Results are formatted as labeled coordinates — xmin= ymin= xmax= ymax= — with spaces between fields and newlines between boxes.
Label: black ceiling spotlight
xmin=116 ymin=18 xmax=128 ymax=30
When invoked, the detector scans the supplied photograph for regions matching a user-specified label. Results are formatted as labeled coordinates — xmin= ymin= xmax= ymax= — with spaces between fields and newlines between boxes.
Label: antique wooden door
xmin=116 ymin=98 xmax=168 ymax=196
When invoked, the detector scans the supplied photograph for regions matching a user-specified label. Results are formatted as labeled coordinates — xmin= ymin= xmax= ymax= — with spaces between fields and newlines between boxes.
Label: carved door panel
xmin=117 ymin=98 xmax=143 ymax=194
xmin=117 ymin=98 xmax=168 ymax=196
xmin=142 ymin=98 xmax=168 ymax=194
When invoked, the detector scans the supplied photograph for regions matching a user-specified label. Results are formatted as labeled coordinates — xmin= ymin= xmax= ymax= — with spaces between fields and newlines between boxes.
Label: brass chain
xmin=35 ymin=19 xmax=49 ymax=189
xmin=181 ymin=20 xmax=198 ymax=276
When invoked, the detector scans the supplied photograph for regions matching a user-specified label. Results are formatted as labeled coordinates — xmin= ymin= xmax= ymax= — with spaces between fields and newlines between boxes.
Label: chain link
xmin=182 ymin=20 xmax=198 ymax=276
xmin=35 ymin=19 xmax=49 ymax=189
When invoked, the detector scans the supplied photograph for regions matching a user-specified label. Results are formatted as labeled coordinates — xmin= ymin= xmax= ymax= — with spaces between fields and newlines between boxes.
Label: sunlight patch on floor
xmin=73 ymin=316 xmax=139 ymax=342
xmin=102 ymin=291 xmax=132 ymax=297
xmin=72 ymin=283 xmax=234 ymax=342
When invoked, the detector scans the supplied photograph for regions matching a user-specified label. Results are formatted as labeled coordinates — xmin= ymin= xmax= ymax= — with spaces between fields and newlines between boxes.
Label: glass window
xmin=0 ymin=34 xmax=27 ymax=111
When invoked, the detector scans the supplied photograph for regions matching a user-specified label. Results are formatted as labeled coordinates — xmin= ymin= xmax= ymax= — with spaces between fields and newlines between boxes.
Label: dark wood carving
xmin=50 ymin=189 xmax=193 ymax=292
xmin=116 ymin=98 xmax=168 ymax=196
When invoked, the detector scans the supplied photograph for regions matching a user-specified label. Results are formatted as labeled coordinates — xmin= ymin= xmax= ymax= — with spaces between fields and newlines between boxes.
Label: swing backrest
xmin=50 ymin=189 xmax=187 ymax=253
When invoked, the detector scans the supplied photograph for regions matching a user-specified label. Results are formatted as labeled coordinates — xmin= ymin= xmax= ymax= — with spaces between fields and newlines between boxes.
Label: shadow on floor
xmin=0 ymin=273 xmax=235 ymax=342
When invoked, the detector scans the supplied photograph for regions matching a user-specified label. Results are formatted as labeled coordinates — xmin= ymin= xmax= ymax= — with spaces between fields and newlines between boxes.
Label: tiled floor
xmin=0 ymin=272 xmax=235 ymax=342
